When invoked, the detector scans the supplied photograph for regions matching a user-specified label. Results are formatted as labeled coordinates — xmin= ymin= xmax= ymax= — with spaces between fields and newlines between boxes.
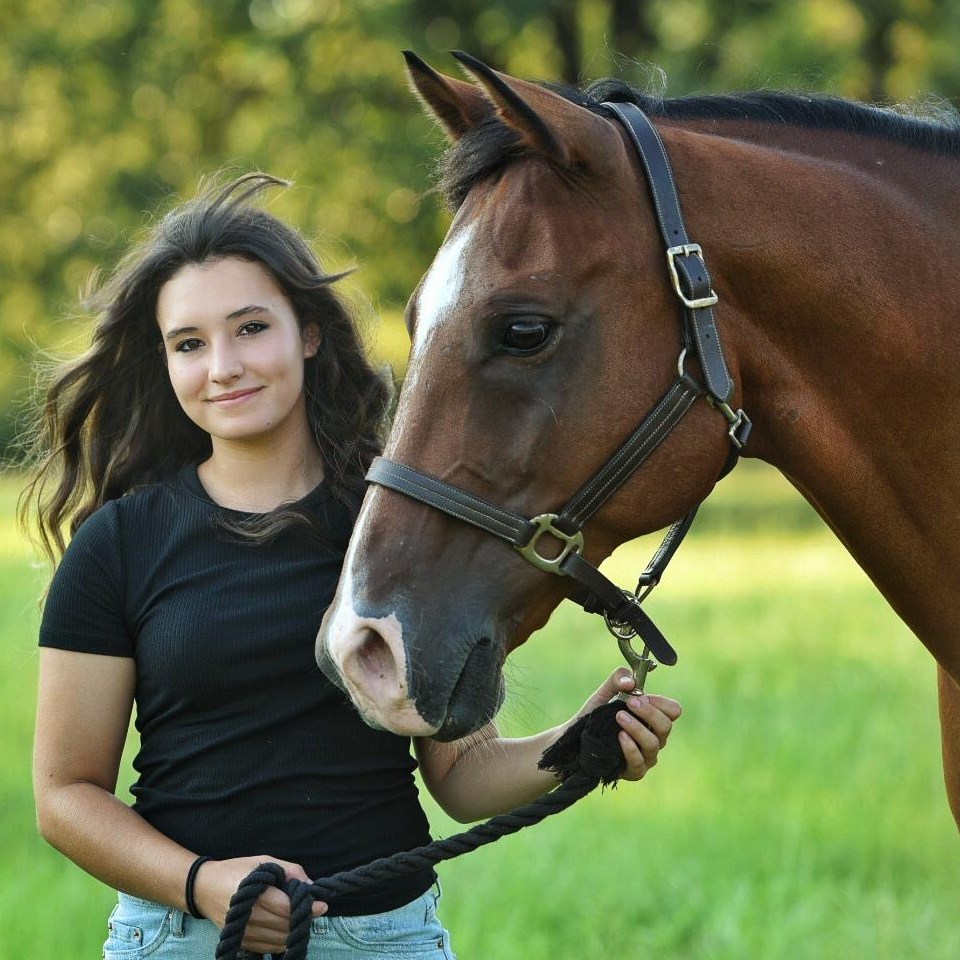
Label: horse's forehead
xmin=413 ymin=175 xmax=584 ymax=346
xmin=412 ymin=221 xmax=477 ymax=354
xmin=411 ymin=158 xmax=621 ymax=365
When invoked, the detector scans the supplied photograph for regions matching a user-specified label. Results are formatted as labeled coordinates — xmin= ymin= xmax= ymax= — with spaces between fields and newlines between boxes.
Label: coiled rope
xmin=215 ymin=699 xmax=629 ymax=960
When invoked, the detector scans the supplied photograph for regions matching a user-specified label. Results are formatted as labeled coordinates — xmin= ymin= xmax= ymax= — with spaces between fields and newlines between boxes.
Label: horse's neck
xmin=675 ymin=124 xmax=960 ymax=676
xmin=677 ymin=116 xmax=959 ymax=206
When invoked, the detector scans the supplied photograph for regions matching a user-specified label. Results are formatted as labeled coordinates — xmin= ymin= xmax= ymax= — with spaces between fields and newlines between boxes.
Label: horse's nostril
xmin=357 ymin=628 xmax=398 ymax=686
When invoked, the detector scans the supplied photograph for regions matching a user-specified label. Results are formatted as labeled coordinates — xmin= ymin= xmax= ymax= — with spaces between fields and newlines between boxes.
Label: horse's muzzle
xmin=316 ymin=599 xmax=505 ymax=740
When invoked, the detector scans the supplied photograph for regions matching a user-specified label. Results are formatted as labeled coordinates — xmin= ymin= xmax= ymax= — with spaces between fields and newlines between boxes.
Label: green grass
xmin=2 ymin=463 xmax=956 ymax=959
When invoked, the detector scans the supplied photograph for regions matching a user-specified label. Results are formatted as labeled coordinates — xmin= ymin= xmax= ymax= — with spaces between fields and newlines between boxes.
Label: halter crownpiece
xmin=367 ymin=101 xmax=751 ymax=683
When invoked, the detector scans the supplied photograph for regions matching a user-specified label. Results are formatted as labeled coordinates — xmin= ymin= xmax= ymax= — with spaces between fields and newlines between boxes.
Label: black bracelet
xmin=185 ymin=855 xmax=212 ymax=920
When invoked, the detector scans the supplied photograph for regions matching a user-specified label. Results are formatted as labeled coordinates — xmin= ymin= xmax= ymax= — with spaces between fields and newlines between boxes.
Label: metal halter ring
xmin=515 ymin=513 xmax=585 ymax=574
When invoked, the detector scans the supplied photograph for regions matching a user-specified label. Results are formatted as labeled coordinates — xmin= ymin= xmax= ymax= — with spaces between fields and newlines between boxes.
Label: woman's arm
xmin=34 ymin=648 xmax=323 ymax=954
xmin=415 ymin=668 xmax=681 ymax=823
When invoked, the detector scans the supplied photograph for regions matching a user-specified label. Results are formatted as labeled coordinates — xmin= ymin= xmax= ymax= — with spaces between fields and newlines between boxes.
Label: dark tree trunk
xmin=611 ymin=0 xmax=655 ymax=58
xmin=856 ymin=0 xmax=899 ymax=103
xmin=551 ymin=0 xmax=582 ymax=84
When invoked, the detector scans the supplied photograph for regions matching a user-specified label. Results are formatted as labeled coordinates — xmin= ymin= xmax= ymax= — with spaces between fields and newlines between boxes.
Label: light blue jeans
xmin=102 ymin=886 xmax=457 ymax=959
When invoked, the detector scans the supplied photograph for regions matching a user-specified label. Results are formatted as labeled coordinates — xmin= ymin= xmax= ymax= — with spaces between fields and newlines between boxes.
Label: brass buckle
xmin=516 ymin=514 xmax=584 ymax=574
xmin=666 ymin=243 xmax=718 ymax=309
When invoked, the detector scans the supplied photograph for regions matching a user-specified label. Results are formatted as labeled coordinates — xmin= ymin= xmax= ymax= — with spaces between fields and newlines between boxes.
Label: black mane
xmin=439 ymin=80 xmax=960 ymax=210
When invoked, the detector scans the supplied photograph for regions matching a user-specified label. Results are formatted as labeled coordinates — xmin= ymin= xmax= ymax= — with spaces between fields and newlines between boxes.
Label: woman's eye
xmin=501 ymin=319 xmax=552 ymax=355
xmin=175 ymin=338 xmax=203 ymax=353
xmin=239 ymin=321 xmax=268 ymax=336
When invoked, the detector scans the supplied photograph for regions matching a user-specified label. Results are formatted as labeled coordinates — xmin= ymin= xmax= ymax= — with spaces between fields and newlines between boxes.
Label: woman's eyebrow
xmin=225 ymin=304 xmax=271 ymax=320
xmin=163 ymin=324 xmax=198 ymax=341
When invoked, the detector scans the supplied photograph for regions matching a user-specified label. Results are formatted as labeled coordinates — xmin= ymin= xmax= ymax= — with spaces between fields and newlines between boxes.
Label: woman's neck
xmin=198 ymin=423 xmax=325 ymax=512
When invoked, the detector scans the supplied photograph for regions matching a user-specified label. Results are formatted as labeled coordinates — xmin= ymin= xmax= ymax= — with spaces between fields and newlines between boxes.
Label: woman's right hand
xmin=193 ymin=855 xmax=328 ymax=954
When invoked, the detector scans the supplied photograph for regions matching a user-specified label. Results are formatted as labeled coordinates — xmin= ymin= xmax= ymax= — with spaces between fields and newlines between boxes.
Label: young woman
xmin=25 ymin=174 xmax=682 ymax=959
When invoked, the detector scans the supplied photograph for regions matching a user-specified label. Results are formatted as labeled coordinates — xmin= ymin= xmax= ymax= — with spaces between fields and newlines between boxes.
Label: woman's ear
xmin=302 ymin=323 xmax=321 ymax=358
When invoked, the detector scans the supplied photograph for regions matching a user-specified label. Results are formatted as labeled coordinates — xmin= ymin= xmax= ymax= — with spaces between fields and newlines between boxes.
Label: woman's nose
xmin=208 ymin=342 xmax=243 ymax=382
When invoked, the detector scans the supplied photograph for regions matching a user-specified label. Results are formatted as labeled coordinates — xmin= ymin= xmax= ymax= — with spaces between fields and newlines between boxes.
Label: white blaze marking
xmin=412 ymin=223 xmax=475 ymax=354
xmin=330 ymin=491 xmax=373 ymax=640
xmin=325 ymin=490 xmax=437 ymax=734
xmin=324 ymin=223 xmax=478 ymax=717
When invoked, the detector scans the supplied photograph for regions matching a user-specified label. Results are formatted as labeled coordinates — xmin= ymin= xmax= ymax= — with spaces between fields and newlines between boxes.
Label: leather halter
xmin=366 ymin=102 xmax=751 ymax=672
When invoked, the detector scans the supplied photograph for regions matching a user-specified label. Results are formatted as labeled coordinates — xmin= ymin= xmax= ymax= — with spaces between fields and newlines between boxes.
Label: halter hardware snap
xmin=666 ymin=243 xmax=719 ymax=309
xmin=615 ymin=631 xmax=657 ymax=693
xmin=603 ymin=590 xmax=659 ymax=692
xmin=707 ymin=397 xmax=753 ymax=449
xmin=516 ymin=514 xmax=585 ymax=574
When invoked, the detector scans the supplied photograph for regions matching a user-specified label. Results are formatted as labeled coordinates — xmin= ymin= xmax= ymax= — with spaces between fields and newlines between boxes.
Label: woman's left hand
xmin=575 ymin=668 xmax=682 ymax=782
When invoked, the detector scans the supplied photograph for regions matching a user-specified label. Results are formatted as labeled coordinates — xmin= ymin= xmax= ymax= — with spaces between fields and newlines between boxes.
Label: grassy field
xmin=2 ymin=463 xmax=957 ymax=960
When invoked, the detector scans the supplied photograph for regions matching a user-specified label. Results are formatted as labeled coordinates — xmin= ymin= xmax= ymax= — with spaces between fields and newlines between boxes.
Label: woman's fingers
xmin=577 ymin=668 xmax=634 ymax=716
xmin=241 ymin=858 xmax=310 ymax=950
xmin=242 ymin=891 xmax=327 ymax=952
xmin=629 ymin=695 xmax=678 ymax=743
xmin=243 ymin=895 xmax=305 ymax=952
xmin=616 ymin=723 xmax=648 ymax=779
xmin=255 ymin=885 xmax=295 ymax=920
xmin=616 ymin=705 xmax=661 ymax=757
xmin=269 ymin=856 xmax=327 ymax=916
xmin=614 ymin=694 xmax=683 ymax=780
xmin=647 ymin=694 xmax=682 ymax=721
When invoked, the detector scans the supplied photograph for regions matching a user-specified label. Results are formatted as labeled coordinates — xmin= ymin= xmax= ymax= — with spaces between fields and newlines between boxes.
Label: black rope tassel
xmin=215 ymin=701 xmax=628 ymax=960
xmin=537 ymin=699 xmax=629 ymax=786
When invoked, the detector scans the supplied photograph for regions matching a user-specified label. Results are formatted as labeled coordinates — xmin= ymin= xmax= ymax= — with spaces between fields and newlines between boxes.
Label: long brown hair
xmin=20 ymin=173 xmax=390 ymax=563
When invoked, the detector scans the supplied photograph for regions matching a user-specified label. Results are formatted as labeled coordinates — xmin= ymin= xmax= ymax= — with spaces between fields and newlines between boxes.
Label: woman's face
xmin=157 ymin=257 xmax=318 ymax=446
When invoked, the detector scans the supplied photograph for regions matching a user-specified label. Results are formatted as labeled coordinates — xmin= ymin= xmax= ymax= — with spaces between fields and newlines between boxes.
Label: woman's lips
xmin=208 ymin=387 xmax=262 ymax=405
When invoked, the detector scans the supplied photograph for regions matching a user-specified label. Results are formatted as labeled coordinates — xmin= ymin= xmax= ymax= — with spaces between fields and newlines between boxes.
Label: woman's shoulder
xmin=40 ymin=480 xmax=189 ymax=656
xmin=73 ymin=467 xmax=196 ymax=543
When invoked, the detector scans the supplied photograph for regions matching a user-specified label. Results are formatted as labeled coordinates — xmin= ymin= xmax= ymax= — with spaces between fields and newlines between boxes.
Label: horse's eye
xmin=502 ymin=320 xmax=552 ymax=355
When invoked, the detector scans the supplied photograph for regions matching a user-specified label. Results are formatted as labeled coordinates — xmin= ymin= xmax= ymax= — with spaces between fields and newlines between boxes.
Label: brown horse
xmin=316 ymin=53 xmax=960 ymax=831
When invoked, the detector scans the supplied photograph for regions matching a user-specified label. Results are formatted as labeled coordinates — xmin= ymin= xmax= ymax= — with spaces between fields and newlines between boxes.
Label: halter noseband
xmin=366 ymin=102 xmax=751 ymax=683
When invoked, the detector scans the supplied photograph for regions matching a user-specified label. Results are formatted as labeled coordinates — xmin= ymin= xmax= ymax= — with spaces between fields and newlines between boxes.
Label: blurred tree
xmin=860 ymin=0 xmax=901 ymax=101
xmin=610 ymin=0 xmax=656 ymax=62
xmin=2 ymin=0 xmax=958 ymax=458
xmin=551 ymin=0 xmax=582 ymax=82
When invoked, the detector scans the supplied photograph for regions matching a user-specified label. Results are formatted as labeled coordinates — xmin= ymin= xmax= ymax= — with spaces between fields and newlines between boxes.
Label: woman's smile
xmin=208 ymin=387 xmax=264 ymax=405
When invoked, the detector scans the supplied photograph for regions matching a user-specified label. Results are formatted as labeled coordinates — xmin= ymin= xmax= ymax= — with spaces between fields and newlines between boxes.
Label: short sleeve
xmin=39 ymin=501 xmax=134 ymax=657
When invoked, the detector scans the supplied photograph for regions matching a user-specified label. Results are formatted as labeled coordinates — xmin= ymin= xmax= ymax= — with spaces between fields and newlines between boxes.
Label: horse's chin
xmin=431 ymin=667 xmax=506 ymax=741
xmin=424 ymin=632 xmax=508 ymax=741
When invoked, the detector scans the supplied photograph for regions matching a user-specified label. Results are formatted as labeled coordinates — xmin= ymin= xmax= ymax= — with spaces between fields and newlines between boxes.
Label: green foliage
xmin=4 ymin=1 xmax=960 ymax=455
xmin=2 ymin=463 xmax=956 ymax=958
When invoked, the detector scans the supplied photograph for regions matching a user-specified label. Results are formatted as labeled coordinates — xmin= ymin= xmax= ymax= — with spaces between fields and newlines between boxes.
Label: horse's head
xmin=317 ymin=54 xmax=737 ymax=739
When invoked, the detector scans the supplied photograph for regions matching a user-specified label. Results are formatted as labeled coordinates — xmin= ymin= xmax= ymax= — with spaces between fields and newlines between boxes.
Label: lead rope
xmin=215 ymin=698 xmax=633 ymax=960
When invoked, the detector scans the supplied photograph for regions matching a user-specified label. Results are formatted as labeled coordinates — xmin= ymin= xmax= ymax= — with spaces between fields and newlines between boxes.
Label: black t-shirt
xmin=39 ymin=465 xmax=434 ymax=915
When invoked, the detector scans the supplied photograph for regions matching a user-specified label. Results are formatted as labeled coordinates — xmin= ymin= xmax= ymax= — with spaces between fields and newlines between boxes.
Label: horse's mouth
xmin=430 ymin=646 xmax=506 ymax=741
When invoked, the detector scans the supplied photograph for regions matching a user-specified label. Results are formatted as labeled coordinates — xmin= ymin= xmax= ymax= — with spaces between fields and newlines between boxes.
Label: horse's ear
xmin=450 ymin=51 xmax=618 ymax=170
xmin=403 ymin=50 xmax=494 ymax=141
